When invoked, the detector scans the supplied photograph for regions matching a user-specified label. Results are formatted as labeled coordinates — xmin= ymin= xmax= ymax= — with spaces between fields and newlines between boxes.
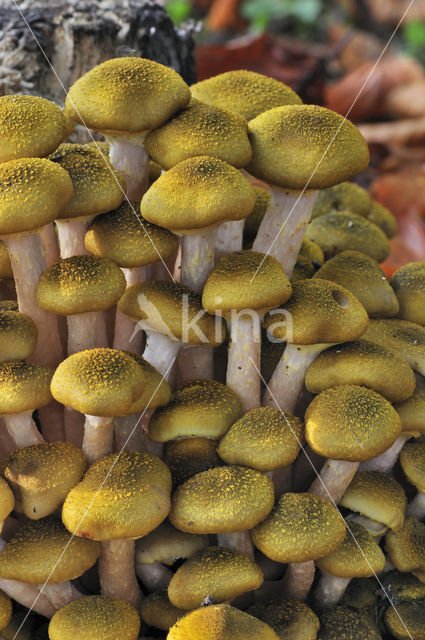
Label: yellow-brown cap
xmin=291 ymin=237 xmax=325 ymax=282
xmin=247 ymin=597 xmax=319 ymax=640
xmin=318 ymin=606 xmax=381 ymax=640
xmin=0 ymin=591 xmax=11 ymax=632
xmin=362 ymin=318 xmax=425 ymax=376
xmin=0 ymin=477 xmax=14 ymax=525
xmin=140 ymin=591 xmax=185 ymax=631
xmin=123 ymin=352 xmax=172 ymax=413
xmin=367 ymin=200 xmax=397 ymax=238
xmin=391 ymin=262 xmax=425 ymax=326
xmin=0 ymin=310 xmax=37 ymax=363
xmin=395 ymin=375 xmax=425 ymax=437
xmin=384 ymin=602 xmax=425 ymax=640
xmin=165 ymin=437 xmax=223 ymax=489
xmin=135 ymin=520 xmax=209 ymax=566
xmin=311 ymin=182 xmax=372 ymax=219
xmin=0 ymin=361 xmax=53 ymax=414
xmin=400 ymin=441 xmax=425 ymax=494
xmin=386 ymin=517 xmax=425 ymax=573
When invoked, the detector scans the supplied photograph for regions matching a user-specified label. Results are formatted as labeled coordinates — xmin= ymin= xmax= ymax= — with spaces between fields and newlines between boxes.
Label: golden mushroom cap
xmin=247 ymin=105 xmax=369 ymax=189
xmin=48 ymin=595 xmax=141 ymax=640
xmin=400 ymin=441 xmax=425 ymax=494
xmin=0 ymin=301 xmax=18 ymax=312
xmin=382 ymin=570 xmax=425 ymax=602
xmin=190 ymin=70 xmax=302 ymax=121
xmin=318 ymin=605 xmax=381 ymax=640
xmin=123 ymin=352 xmax=171 ymax=413
xmin=0 ymin=591 xmax=11 ymax=632
xmin=391 ymin=262 xmax=425 ymax=326
xmin=251 ymin=492 xmax=345 ymax=563
xmin=314 ymin=250 xmax=399 ymax=317
xmin=243 ymin=186 xmax=271 ymax=242
xmin=305 ymin=385 xmax=402 ymax=461
xmin=247 ymin=597 xmax=319 ymax=640
xmin=0 ymin=477 xmax=14 ymax=524
xmin=135 ymin=520 xmax=210 ymax=566
xmin=36 ymin=256 xmax=126 ymax=315
xmin=167 ymin=604 xmax=279 ymax=640
xmin=65 ymin=57 xmax=190 ymax=133
xmin=50 ymin=348 xmax=145 ymax=417
xmin=62 ymin=451 xmax=171 ymax=541
xmin=0 ymin=95 xmax=69 ymax=163
xmin=0 ymin=241 xmax=12 ymax=279
xmin=169 ymin=465 xmax=274 ymax=534
xmin=140 ymin=591 xmax=186 ymax=631
xmin=305 ymin=340 xmax=415 ymax=403
xmin=0 ymin=361 xmax=53 ymax=414
xmin=0 ymin=519 xmax=100 ymax=584
xmin=118 ymin=281 xmax=226 ymax=346
xmin=384 ymin=602 xmax=425 ymax=640
xmin=168 ymin=545 xmax=264 ymax=610
xmin=145 ymin=99 xmax=252 ymax=170
xmin=0 ymin=158 xmax=73 ymax=235
xmin=0 ymin=310 xmax=37 ymax=363
xmin=165 ymin=437 xmax=222 ymax=489
xmin=140 ymin=156 xmax=256 ymax=234
xmin=202 ymin=250 xmax=292 ymax=315
xmin=311 ymin=182 xmax=372 ymax=219
xmin=395 ymin=375 xmax=425 ymax=437
xmin=3 ymin=442 xmax=86 ymax=520
xmin=217 ymin=407 xmax=304 ymax=471
xmin=367 ymin=200 xmax=397 ymax=238
xmin=149 ymin=379 xmax=243 ymax=442
xmin=291 ymin=237 xmax=325 ymax=282
xmin=341 ymin=577 xmax=377 ymax=610
xmin=362 ymin=318 xmax=425 ymax=375
xmin=386 ymin=517 xmax=425 ymax=573
xmin=49 ymin=143 xmax=125 ymax=220
xmin=84 ymin=200 xmax=179 ymax=268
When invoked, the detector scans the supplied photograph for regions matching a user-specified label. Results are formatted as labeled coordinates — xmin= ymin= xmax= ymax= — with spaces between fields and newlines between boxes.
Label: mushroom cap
xmin=317 ymin=606 xmax=381 ymax=640
xmin=382 ymin=570 xmax=425 ymax=602
xmin=135 ymin=520 xmax=210 ymax=566
xmin=123 ymin=352 xmax=172 ymax=413
xmin=0 ymin=361 xmax=53 ymax=413
xmin=149 ymin=379 xmax=243 ymax=442
xmin=140 ymin=591 xmax=186 ymax=631
xmin=167 ymin=604 xmax=279 ymax=640
xmin=243 ymin=186 xmax=271 ymax=242
xmin=311 ymin=182 xmax=372 ymax=219
xmin=0 ymin=95 xmax=69 ymax=163
xmin=145 ymin=99 xmax=252 ymax=170
xmin=3 ymin=442 xmax=86 ymax=520
xmin=202 ymin=250 xmax=292 ymax=315
xmin=84 ymin=200 xmax=179 ymax=268
xmin=48 ymin=595 xmax=140 ymax=640
xmin=340 ymin=471 xmax=407 ymax=532
xmin=362 ymin=318 xmax=425 ymax=376
xmin=251 ymin=492 xmax=345 ymax=563
xmin=384 ymin=602 xmax=425 ymax=640
xmin=217 ymin=407 xmax=304 ymax=471
xmin=386 ymin=517 xmax=425 ymax=573
xmin=0 ymin=158 xmax=73 ymax=235
xmin=400 ymin=441 xmax=425 ymax=493
xmin=65 ymin=57 xmax=190 ymax=133
xmin=62 ymin=451 xmax=171 ymax=541
xmin=395 ymin=376 xmax=425 ymax=437
xmin=341 ymin=577 xmax=377 ymax=610
xmin=247 ymin=597 xmax=319 ymax=640
xmin=305 ymin=340 xmax=415 ymax=403
xmin=313 ymin=250 xmax=399 ymax=317
xmin=367 ymin=200 xmax=397 ymax=238
xmin=168 ymin=545 xmax=264 ymax=610
xmin=0 ymin=519 xmax=100 ymax=584
xmin=0 ymin=241 xmax=12 ymax=279
xmin=190 ymin=70 xmax=302 ymax=121
xmin=0 ymin=477 xmax=14 ymax=524
xmin=391 ymin=262 xmax=425 ymax=326
xmin=291 ymin=237 xmax=325 ymax=282
xmin=264 ymin=279 xmax=368 ymax=345
xmin=50 ymin=348 xmax=145 ymax=417
xmin=139 ymin=156 xmax=256 ymax=234
xmin=305 ymin=385 xmax=402 ymax=461
xmin=118 ymin=281 xmax=226 ymax=346
xmin=49 ymin=143 xmax=125 ymax=220
xmin=36 ymin=256 xmax=126 ymax=315
xmin=0 ymin=301 xmax=18 ymax=312
xmin=165 ymin=437 xmax=222 ymax=489
xmin=169 ymin=465 xmax=274 ymax=534
xmin=247 ymin=105 xmax=369 ymax=189
xmin=0 ymin=310 xmax=37 ymax=363
xmin=0 ymin=591 xmax=11 ymax=632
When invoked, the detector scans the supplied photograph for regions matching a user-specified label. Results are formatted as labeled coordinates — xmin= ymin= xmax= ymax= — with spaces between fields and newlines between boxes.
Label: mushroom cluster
xmin=0 ymin=60 xmax=423 ymax=640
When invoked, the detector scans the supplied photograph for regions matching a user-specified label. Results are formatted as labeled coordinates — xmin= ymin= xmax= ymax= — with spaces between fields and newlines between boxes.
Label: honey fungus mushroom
xmin=0 ymin=309 xmax=37 ymax=363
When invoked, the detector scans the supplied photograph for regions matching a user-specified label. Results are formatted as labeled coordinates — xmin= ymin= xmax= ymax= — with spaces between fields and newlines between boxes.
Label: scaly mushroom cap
xmin=305 ymin=211 xmax=390 ymax=262
xmin=362 ymin=318 xmax=425 ymax=374
xmin=202 ymin=250 xmax=292 ymax=316
xmin=190 ymin=70 xmax=302 ymax=121
xmin=391 ymin=262 xmax=425 ymax=326
xmin=62 ymin=451 xmax=171 ymax=541
xmin=0 ymin=361 xmax=53 ymax=413
xmin=36 ymin=256 xmax=126 ymax=315
xmin=168 ymin=545 xmax=263 ymax=610
xmin=65 ymin=57 xmax=190 ymax=133
xmin=0 ymin=301 xmax=18 ymax=312
xmin=251 ymin=492 xmax=345 ymax=563
xmin=165 ymin=437 xmax=222 ymax=489
xmin=135 ymin=520 xmax=209 ymax=566
xmin=50 ymin=348 xmax=145 ymax=417
xmin=382 ymin=570 xmax=425 ymax=602
xmin=395 ymin=376 xmax=425 ymax=437
xmin=311 ymin=182 xmax=372 ymax=219
xmin=0 ymin=591 xmax=11 ymax=632
xmin=149 ymin=379 xmax=243 ymax=442
xmin=313 ymin=250 xmax=399 ymax=317
xmin=123 ymin=352 xmax=171 ymax=413
xmin=140 ymin=156 xmax=256 ymax=234
xmin=340 ymin=471 xmax=407 ymax=532
xmin=247 ymin=598 xmax=319 ymax=640
xmin=0 ymin=241 xmax=12 ymax=278
xmin=243 ymin=186 xmax=271 ymax=242
xmin=167 ymin=604 xmax=279 ymax=640
xmin=318 ymin=606 xmax=381 ymax=640
xmin=84 ymin=201 xmax=179 ymax=268
xmin=305 ymin=385 xmax=402 ymax=461
xmin=305 ymin=340 xmax=415 ymax=403
xmin=0 ymin=158 xmax=73 ymax=235
xmin=0 ymin=95 xmax=69 ymax=163
xmin=49 ymin=144 xmax=125 ymax=220
xmin=367 ymin=200 xmax=397 ymax=238
xmin=386 ymin=517 xmax=425 ymax=573
xmin=0 ymin=310 xmax=37 ymax=363
xmin=291 ymin=237 xmax=325 ymax=282
xmin=48 ymin=595 xmax=141 ymax=640
xmin=247 ymin=105 xmax=369 ymax=189
xmin=3 ymin=442 xmax=86 ymax=520
xmin=264 ymin=279 xmax=368 ymax=345
xmin=118 ymin=281 xmax=226 ymax=346
xmin=384 ymin=602 xmax=425 ymax=640
xmin=169 ymin=465 xmax=274 ymax=534
xmin=217 ymin=407 xmax=304 ymax=471
xmin=145 ymin=99 xmax=252 ymax=170
xmin=0 ymin=477 xmax=14 ymax=524
xmin=400 ymin=441 xmax=425 ymax=493
xmin=140 ymin=591 xmax=186 ymax=631
xmin=0 ymin=519 xmax=100 ymax=584
xmin=341 ymin=577 xmax=377 ymax=610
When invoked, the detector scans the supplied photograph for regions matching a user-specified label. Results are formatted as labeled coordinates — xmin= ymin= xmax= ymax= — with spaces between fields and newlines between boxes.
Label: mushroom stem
xmin=217 ymin=532 xmax=255 ymax=561
xmin=99 ymin=539 xmax=141 ymax=608
xmin=4 ymin=233 xmax=63 ymax=368
xmin=177 ymin=346 xmax=214 ymax=385
xmin=215 ymin=220 xmax=245 ymax=261
xmin=40 ymin=223 xmax=60 ymax=267
xmin=407 ymin=492 xmax=425 ymax=519
xmin=67 ymin=312 xmax=108 ymax=354
xmin=143 ymin=331 xmax=181 ymax=382
xmin=346 ymin=513 xmax=387 ymax=537
xmin=113 ymin=266 xmax=147 ymax=352
xmin=0 ymin=576 xmax=55 ymax=618
xmin=227 ymin=312 xmax=262 ymax=411
xmin=280 ymin=560 xmax=316 ymax=601
xmin=3 ymin=412 xmax=45 ymax=449
xmin=39 ymin=582 xmax=83 ymax=610
xmin=107 ymin=137 xmax=149 ymax=201
xmin=82 ymin=415 xmax=114 ymax=464
xmin=135 ymin=562 xmax=173 ymax=592
xmin=314 ymin=571 xmax=350 ymax=608
xmin=263 ymin=343 xmax=333 ymax=412
xmin=180 ymin=228 xmax=217 ymax=294
xmin=358 ymin=434 xmax=410 ymax=473
xmin=309 ymin=459 xmax=359 ymax=504
xmin=252 ymin=187 xmax=318 ymax=277
xmin=55 ymin=219 xmax=91 ymax=259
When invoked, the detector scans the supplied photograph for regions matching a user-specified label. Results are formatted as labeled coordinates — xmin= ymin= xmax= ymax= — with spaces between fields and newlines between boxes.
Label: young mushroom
xmin=246 ymin=597 xmax=319 ymax=640
xmin=0 ymin=309 xmax=37 ymax=363
xmin=400 ymin=441 xmax=425 ymax=519
xmin=140 ymin=591 xmax=186 ymax=632
xmin=390 ymin=261 xmax=425 ymax=326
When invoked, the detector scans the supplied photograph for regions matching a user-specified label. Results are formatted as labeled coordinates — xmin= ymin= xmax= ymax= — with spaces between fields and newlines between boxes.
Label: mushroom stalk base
xmin=135 ymin=562 xmax=173 ymax=592
xmin=408 ymin=492 xmax=425 ymax=519
xmin=83 ymin=415 xmax=114 ymax=464
xmin=215 ymin=220 xmax=245 ymax=261
xmin=113 ymin=267 xmax=147 ymax=352
xmin=67 ymin=311 xmax=107 ymax=354
xmin=39 ymin=582 xmax=82 ymax=610
xmin=358 ymin=434 xmax=410 ymax=473
xmin=180 ymin=228 xmax=217 ymax=294
xmin=227 ymin=313 xmax=261 ymax=412
xmin=252 ymin=187 xmax=318 ymax=277
xmin=281 ymin=560 xmax=316 ymax=601
xmin=56 ymin=218 xmax=91 ymax=259
xmin=40 ymin=223 xmax=60 ymax=267
xmin=309 ymin=459 xmax=359 ymax=504
xmin=99 ymin=539 xmax=141 ymax=608
xmin=107 ymin=137 xmax=149 ymax=201
xmin=217 ymin=531 xmax=255 ymax=561
xmin=314 ymin=572 xmax=350 ymax=608
xmin=178 ymin=345 xmax=214 ymax=385
xmin=3 ymin=412 xmax=45 ymax=449
xmin=143 ymin=332 xmax=181 ymax=382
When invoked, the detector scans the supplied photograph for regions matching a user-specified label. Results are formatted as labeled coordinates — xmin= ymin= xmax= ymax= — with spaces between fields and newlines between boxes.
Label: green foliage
xmin=165 ymin=0 xmax=192 ymax=25
xmin=241 ymin=0 xmax=323 ymax=32
xmin=403 ymin=20 xmax=425 ymax=65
